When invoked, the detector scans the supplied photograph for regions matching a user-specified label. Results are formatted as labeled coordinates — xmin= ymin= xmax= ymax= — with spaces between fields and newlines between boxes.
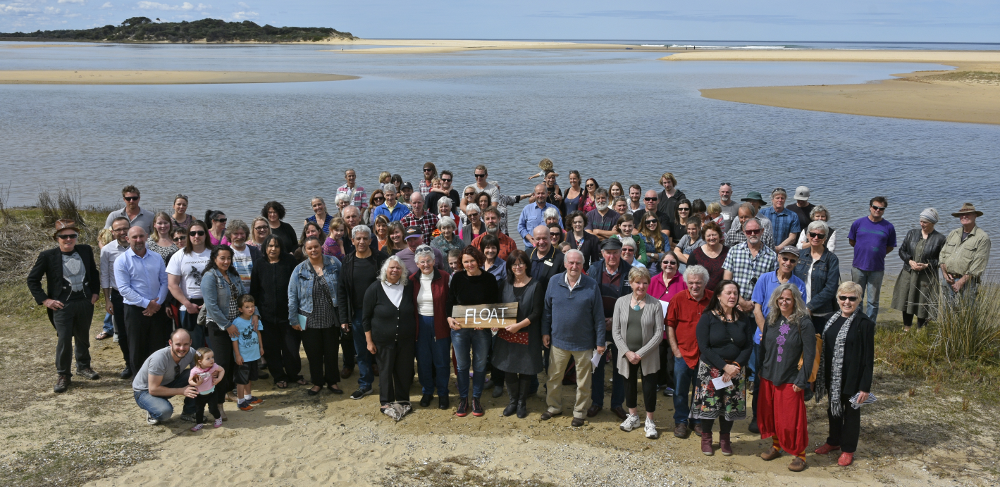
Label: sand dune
xmin=0 ymin=70 xmax=358 ymax=85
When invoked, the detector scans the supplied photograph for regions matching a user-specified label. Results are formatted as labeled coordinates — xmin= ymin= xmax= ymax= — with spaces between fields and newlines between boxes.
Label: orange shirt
xmin=666 ymin=289 xmax=713 ymax=369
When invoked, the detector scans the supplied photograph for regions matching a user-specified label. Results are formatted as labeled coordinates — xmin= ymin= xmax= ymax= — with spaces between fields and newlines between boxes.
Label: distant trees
xmin=0 ymin=18 xmax=356 ymax=43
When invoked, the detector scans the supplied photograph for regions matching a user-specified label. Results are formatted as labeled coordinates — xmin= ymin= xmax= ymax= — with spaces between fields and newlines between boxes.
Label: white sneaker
xmin=146 ymin=411 xmax=159 ymax=425
xmin=644 ymin=418 xmax=659 ymax=439
xmin=113 ymin=333 xmax=119 ymax=343
xmin=619 ymin=413 xmax=641 ymax=432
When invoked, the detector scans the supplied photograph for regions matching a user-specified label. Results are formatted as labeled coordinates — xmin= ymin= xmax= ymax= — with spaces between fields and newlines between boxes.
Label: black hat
xmin=601 ymin=238 xmax=623 ymax=251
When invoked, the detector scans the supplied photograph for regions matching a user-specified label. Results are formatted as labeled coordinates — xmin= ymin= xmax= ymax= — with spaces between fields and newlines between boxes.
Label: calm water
xmin=2 ymin=43 xmax=998 ymax=274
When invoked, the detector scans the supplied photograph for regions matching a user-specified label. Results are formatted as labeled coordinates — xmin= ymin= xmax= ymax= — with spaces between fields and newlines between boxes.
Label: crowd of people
xmin=26 ymin=163 xmax=992 ymax=471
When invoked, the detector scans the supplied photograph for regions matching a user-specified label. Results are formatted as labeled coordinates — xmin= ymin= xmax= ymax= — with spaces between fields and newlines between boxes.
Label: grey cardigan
xmin=611 ymin=294 xmax=663 ymax=378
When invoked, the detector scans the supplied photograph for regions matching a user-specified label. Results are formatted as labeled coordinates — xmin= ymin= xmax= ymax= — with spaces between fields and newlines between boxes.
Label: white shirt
xmin=165 ymin=248 xmax=212 ymax=308
xmin=564 ymin=272 xmax=581 ymax=291
xmin=382 ymin=280 xmax=404 ymax=307
xmin=100 ymin=240 xmax=128 ymax=289
xmin=417 ymin=273 xmax=434 ymax=316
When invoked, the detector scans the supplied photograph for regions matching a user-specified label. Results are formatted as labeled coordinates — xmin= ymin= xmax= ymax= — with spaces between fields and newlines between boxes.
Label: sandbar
xmin=0 ymin=70 xmax=358 ymax=85
xmin=663 ymin=50 xmax=1000 ymax=125
xmin=320 ymin=38 xmax=637 ymax=54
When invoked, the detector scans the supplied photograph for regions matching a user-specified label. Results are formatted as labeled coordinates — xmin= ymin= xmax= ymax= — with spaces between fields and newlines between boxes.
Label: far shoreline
xmin=0 ymin=70 xmax=358 ymax=85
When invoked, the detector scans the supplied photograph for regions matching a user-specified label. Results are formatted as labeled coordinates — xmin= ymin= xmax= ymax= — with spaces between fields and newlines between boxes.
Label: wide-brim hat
xmin=52 ymin=219 xmax=80 ymax=239
xmin=740 ymin=191 xmax=767 ymax=205
xmin=952 ymin=203 xmax=983 ymax=217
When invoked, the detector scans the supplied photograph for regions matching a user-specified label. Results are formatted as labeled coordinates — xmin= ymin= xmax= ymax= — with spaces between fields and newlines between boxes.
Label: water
xmin=1 ymin=42 xmax=998 ymax=275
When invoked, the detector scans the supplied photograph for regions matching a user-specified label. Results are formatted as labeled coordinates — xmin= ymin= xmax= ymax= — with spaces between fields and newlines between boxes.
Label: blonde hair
xmin=97 ymin=228 xmax=114 ymax=247
xmin=150 ymin=211 xmax=173 ymax=241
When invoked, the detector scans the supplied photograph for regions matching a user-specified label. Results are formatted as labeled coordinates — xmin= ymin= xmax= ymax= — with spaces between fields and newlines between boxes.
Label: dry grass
xmin=920 ymin=70 xmax=1000 ymax=85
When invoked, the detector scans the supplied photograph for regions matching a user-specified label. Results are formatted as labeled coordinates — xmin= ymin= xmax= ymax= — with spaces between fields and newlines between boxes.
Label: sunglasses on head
xmin=838 ymin=295 xmax=858 ymax=302
xmin=720 ymin=182 xmax=732 ymax=187
xmin=871 ymin=205 xmax=886 ymax=211
xmin=809 ymin=232 xmax=826 ymax=239
xmin=124 ymin=196 xmax=139 ymax=201
xmin=189 ymin=230 xmax=206 ymax=236
xmin=57 ymin=233 xmax=78 ymax=240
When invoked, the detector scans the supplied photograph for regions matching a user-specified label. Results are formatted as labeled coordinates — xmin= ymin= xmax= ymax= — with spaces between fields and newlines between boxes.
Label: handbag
xmin=797 ymin=333 xmax=822 ymax=383
xmin=196 ymin=304 xmax=208 ymax=326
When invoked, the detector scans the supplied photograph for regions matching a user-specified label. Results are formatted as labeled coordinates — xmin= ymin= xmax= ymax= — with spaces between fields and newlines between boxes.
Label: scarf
xmin=814 ymin=310 xmax=856 ymax=417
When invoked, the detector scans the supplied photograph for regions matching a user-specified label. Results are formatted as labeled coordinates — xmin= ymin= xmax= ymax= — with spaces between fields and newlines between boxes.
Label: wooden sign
xmin=452 ymin=302 xmax=519 ymax=328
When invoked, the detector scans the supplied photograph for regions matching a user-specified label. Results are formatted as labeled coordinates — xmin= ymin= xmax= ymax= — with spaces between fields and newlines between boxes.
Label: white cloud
xmin=0 ymin=2 xmax=40 ymax=14
xmin=100 ymin=1 xmax=112 ymax=7
xmin=44 ymin=6 xmax=62 ymax=14
xmin=135 ymin=1 xmax=208 ymax=10
xmin=230 ymin=10 xmax=257 ymax=20
xmin=237 ymin=1 xmax=248 ymax=7
xmin=57 ymin=0 xmax=85 ymax=4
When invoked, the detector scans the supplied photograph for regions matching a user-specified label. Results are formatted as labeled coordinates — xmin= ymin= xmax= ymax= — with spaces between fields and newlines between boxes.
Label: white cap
xmin=794 ymin=186 xmax=810 ymax=201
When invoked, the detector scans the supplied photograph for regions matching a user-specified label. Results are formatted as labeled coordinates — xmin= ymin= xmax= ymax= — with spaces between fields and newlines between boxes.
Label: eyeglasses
xmin=621 ymin=248 xmax=634 ymax=253
xmin=780 ymin=256 xmax=798 ymax=263
xmin=644 ymin=197 xmax=657 ymax=201
xmin=662 ymin=260 xmax=677 ymax=266
xmin=809 ymin=232 xmax=826 ymax=239
xmin=173 ymin=237 xmax=187 ymax=242
xmin=189 ymin=230 xmax=206 ymax=236
xmin=744 ymin=229 xmax=761 ymax=235
xmin=677 ymin=207 xmax=690 ymax=212
xmin=645 ymin=220 xmax=657 ymax=225
xmin=838 ymin=295 xmax=859 ymax=302
xmin=474 ymin=173 xmax=487 ymax=179
xmin=124 ymin=196 xmax=139 ymax=201
xmin=254 ymin=226 xmax=268 ymax=231
xmin=871 ymin=205 xmax=886 ymax=211
xmin=511 ymin=262 xmax=526 ymax=268
xmin=441 ymin=178 xmax=451 ymax=183
xmin=215 ymin=218 xmax=227 ymax=223
xmin=57 ymin=233 xmax=78 ymax=240
xmin=586 ymin=183 xmax=596 ymax=188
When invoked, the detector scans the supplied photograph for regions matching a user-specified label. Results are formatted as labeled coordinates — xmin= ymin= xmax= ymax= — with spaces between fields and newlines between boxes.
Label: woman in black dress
xmin=492 ymin=250 xmax=545 ymax=418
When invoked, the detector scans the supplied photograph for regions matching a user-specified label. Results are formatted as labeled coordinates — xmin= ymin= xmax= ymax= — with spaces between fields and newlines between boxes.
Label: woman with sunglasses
xmin=814 ymin=281 xmax=875 ymax=467
xmin=147 ymin=212 xmax=179 ymax=263
xmin=796 ymin=206 xmax=837 ymax=251
xmin=614 ymin=214 xmax=649 ymax=266
xmin=562 ymin=170 xmax=585 ymax=214
xmin=170 ymin=194 xmax=193 ymax=230
xmin=204 ymin=210 xmax=230 ymax=247
xmin=249 ymin=217 xmax=270 ymax=249
xmin=649 ymin=253 xmax=687 ymax=303
xmin=672 ymin=199 xmax=693 ymax=245
xmin=167 ymin=220 xmax=213 ymax=350
xmin=794 ymin=220 xmax=841 ymax=335
xmin=362 ymin=189 xmax=385 ymax=225
xmin=639 ymin=215 xmax=669 ymax=267
xmin=891 ymin=208 xmax=945 ymax=332
xmin=579 ymin=178 xmax=599 ymax=213
xmin=461 ymin=203 xmax=484 ymax=247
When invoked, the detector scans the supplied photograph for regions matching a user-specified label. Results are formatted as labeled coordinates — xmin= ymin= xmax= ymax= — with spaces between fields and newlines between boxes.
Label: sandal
xmin=275 ymin=381 xmax=288 ymax=389
xmin=95 ymin=331 xmax=112 ymax=340
xmin=296 ymin=378 xmax=309 ymax=386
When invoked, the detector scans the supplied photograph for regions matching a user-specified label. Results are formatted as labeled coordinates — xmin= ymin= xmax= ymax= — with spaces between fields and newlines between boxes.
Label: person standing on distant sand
xmin=939 ymin=203 xmax=991 ymax=303
xmin=27 ymin=219 xmax=102 ymax=393
xmin=338 ymin=169 xmax=368 ymax=210
xmin=104 ymin=185 xmax=155 ymax=234
xmin=847 ymin=196 xmax=896 ymax=323
xmin=170 ymin=194 xmax=193 ymax=230
xmin=262 ymin=201 xmax=299 ymax=254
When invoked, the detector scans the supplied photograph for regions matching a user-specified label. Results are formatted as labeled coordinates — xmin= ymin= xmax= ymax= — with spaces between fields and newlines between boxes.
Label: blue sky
xmin=1 ymin=1 xmax=998 ymax=42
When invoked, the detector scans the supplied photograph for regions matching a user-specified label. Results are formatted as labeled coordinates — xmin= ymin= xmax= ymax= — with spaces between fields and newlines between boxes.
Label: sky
xmin=1 ymin=0 xmax=998 ymax=42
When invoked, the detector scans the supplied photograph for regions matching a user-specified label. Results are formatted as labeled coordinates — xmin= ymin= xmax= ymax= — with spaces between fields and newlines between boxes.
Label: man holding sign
xmin=540 ymin=249 xmax=606 ymax=428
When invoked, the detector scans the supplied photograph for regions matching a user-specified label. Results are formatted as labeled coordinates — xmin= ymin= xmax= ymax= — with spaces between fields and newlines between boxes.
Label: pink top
xmin=209 ymin=231 xmax=230 ymax=247
xmin=648 ymin=271 xmax=687 ymax=337
xmin=190 ymin=364 xmax=221 ymax=395
xmin=323 ymin=237 xmax=345 ymax=260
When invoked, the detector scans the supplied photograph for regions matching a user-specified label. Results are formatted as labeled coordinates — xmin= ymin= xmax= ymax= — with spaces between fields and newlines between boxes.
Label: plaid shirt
xmin=337 ymin=184 xmax=368 ymax=209
xmin=724 ymin=216 xmax=774 ymax=249
xmin=721 ymin=242 xmax=777 ymax=299
xmin=419 ymin=179 xmax=433 ymax=196
xmin=400 ymin=212 xmax=440 ymax=242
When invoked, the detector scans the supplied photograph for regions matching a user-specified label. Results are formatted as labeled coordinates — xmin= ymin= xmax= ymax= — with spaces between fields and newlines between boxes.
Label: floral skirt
xmin=692 ymin=359 xmax=747 ymax=421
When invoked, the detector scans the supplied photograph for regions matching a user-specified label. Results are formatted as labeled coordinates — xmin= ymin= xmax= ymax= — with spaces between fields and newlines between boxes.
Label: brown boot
xmin=701 ymin=430 xmax=714 ymax=456
xmin=719 ymin=432 xmax=733 ymax=456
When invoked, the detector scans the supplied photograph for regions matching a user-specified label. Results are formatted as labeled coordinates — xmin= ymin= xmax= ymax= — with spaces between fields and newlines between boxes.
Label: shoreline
xmin=664 ymin=50 xmax=1000 ymax=125
xmin=318 ymin=38 xmax=642 ymax=54
xmin=0 ymin=70 xmax=358 ymax=85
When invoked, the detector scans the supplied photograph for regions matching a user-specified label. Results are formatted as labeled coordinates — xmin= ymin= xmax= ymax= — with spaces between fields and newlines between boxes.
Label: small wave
xmin=667 ymin=44 xmax=803 ymax=50
xmin=640 ymin=44 xmax=666 ymax=47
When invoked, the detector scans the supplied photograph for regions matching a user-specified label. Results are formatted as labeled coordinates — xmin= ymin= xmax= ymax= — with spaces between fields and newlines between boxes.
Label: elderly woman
xmin=363 ymin=256 xmax=417 ymax=420
xmin=249 ymin=217 xmax=271 ymax=249
xmin=687 ymin=221 xmax=729 ymax=292
xmin=170 ymin=194 xmax=193 ymax=230
xmin=461 ymin=203 xmax=484 ymax=246
xmin=492 ymin=250 xmax=545 ymax=418
xmin=814 ymin=281 xmax=876 ymax=467
xmin=263 ymin=201 xmax=299 ymax=254
xmin=891 ymin=208 xmax=946 ymax=331
xmin=612 ymin=197 xmax=629 ymax=217
xmin=431 ymin=216 xmax=464 ymax=255
xmin=333 ymin=193 xmax=351 ymax=217
xmin=323 ymin=217 xmax=347 ymax=260
xmin=543 ymin=207 xmax=561 ymax=229
xmin=649 ymin=252 xmax=687 ymax=302
xmin=612 ymin=266 xmax=664 ymax=439
xmin=205 ymin=210 xmax=230 ymax=247
xmin=362 ymin=189 xmax=385 ymax=225
xmin=411 ymin=246 xmax=452 ymax=409
xmin=459 ymin=186 xmax=478 ymax=224
xmin=201 ymin=245 xmax=258 ymax=413
xmin=250 ymin=234 xmax=301 ymax=389
xmin=305 ymin=197 xmax=334 ymax=233
xmin=694 ymin=280 xmax=753 ymax=456
xmin=446 ymin=247 xmax=500 ymax=417
xmin=794 ymin=220 xmax=841 ymax=332
xmin=757 ymin=284 xmax=815 ymax=472
xmin=565 ymin=210 xmax=601 ymax=270
xmin=147 ymin=212 xmax=178 ymax=262
xmin=436 ymin=196 xmax=456 ymax=221
xmin=796 ymin=205 xmax=837 ymax=251
xmin=614 ymin=214 xmax=648 ymax=266
xmin=288 ymin=236 xmax=344 ymax=396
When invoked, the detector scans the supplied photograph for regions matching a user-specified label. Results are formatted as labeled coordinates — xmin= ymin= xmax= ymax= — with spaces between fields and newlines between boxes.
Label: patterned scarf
xmin=815 ymin=310 xmax=856 ymax=417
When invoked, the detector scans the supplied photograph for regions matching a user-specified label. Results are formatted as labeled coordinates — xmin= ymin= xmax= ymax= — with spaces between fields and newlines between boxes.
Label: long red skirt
xmin=757 ymin=378 xmax=808 ymax=457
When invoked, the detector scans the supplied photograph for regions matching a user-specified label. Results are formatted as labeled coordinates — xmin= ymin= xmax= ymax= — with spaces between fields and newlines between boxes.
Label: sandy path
xmin=0 ymin=70 xmax=358 ymax=85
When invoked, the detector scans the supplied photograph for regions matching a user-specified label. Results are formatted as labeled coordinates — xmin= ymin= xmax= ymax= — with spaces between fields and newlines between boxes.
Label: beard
xmin=596 ymin=202 xmax=609 ymax=211
xmin=486 ymin=224 xmax=500 ymax=235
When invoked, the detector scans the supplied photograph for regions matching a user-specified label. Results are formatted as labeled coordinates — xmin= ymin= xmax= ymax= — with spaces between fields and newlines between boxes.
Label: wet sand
xmin=664 ymin=50 xmax=1000 ymax=125
xmin=0 ymin=70 xmax=358 ymax=85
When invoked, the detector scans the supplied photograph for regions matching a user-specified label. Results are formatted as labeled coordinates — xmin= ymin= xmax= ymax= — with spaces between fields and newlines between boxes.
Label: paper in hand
xmin=849 ymin=392 xmax=877 ymax=409
xmin=591 ymin=349 xmax=602 ymax=368
xmin=711 ymin=376 xmax=733 ymax=390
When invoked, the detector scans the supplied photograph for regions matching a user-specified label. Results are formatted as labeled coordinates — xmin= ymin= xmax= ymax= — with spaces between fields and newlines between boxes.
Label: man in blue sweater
xmin=540 ymin=249 xmax=606 ymax=427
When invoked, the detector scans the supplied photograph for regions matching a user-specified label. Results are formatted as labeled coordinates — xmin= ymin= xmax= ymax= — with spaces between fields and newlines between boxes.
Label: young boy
xmin=232 ymin=295 xmax=264 ymax=411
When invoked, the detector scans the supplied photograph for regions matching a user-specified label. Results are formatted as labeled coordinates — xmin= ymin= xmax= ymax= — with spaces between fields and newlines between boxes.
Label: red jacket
xmin=410 ymin=269 xmax=452 ymax=340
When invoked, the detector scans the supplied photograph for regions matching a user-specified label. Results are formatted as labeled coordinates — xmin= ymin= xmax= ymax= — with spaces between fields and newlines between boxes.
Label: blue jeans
xmin=416 ymin=315 xmax=451 ymax=396
xmin=133 ymin=371 xmax=195 ymax=422
xmin=351 ymin=310 xmax=374 ymax=390
xmin=591 ymin=343 xmax=624 ymax=409
xmin=102 ymin=312 xmax=114 ymax=334
xmin=851 ymin=268 xmax=884 ymax=322
xmin=673 ymin=357 xmax=698 ymax=425
xmin=450 ymin=328 xmax=490 ymax=399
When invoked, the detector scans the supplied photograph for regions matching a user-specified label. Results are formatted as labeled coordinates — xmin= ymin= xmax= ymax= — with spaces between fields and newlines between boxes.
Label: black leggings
xmin=624 ymin=362 xmax=658 ymax=412
xmin=302 ymin=327 xmax=340 ymax=387
xmin=194 ymin=393 xmax=221 ymax=424
xmin=826 ymin=397 xmax=862 ymax=453
xmin=700 ymin=418 xmax=734 ymax=435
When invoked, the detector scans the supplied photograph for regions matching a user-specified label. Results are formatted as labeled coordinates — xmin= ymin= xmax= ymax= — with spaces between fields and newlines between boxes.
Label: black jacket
xmin=898 ymin=228 xmax=946 ymax=272
xmin=27 ymin=245 xmax=100 ymax=325
xmin=529 ymin=246 xmax=565 ymax=291
xmin=822 ymin=312 xmax=876 ymax=397
xmin=337 ymin=250 xmax=388 ymax=325
xmin=565 ymin=231 xmax=601 ymax=271
xmin=249 ymin=253 xmax=296 ymax=326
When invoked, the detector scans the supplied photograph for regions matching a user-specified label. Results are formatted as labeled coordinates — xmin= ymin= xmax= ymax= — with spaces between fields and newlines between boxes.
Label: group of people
xmin=26 ymin=163 xmax=991 ymax=470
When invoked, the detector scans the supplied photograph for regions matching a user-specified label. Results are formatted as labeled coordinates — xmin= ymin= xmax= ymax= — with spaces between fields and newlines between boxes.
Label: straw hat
xmin=951 ymin=203 xmax=983 ymax=218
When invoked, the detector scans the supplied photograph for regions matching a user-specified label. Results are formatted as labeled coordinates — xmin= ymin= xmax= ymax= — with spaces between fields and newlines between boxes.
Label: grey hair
xmin=378 ymin=255 xmax=409 ymax=284
xmin=334 ymin=193 xmax=351 ymax=205
xmin=564 ymin=248 xmax=584 ymax=262
xmin=771 ymin=188 xmax=787 ymax=198
xmin=225 ymin=219 xmax=250 ymax=239
xmin=806 ymin=220 xmax=829 ymax=242
xmin=809 ymin=204 xmax=829 ymax=220
xmin=437 ymin=198 xmax=453 ymax=212
xmin=382 ymin=183 xmax=397 ymax=194
xmin=351 ymin=224 xmax=371 ymax=239
xmin=627 ymin=265 xmax=651 ymax=284
xmin=838 ymin=281 xmax=863 ymax=297
xmin=414 ymin=245 xmax=436 ymax=265
xmin=766 ymin=283 xmax=809 ymax=326
xmin=683 ymin=265 xmax=710 ymax=285
xmin=311 ymin=196 xmax=326 ymax=205
xmin=437 ymin=216 xmax=456 ymax=230
xmin=619 ymin=238 xmax=636 ymax=249
xmin=465 ymin=203 xmax=481 ymax=215
xmin=543 ymin=207 xmax=560 ymax=220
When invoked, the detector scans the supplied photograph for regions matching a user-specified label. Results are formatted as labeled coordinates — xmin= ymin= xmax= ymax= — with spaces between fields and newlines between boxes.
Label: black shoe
xmin=492 ymin=385 xmax=504 ymax=398
xmin=54 ymin=375 xmax=70 ymax=393
xmin=502 ymin=401 xmax=517 ymax=417
xmin=516 ymin=400 xmax=528 ymax=419
xmin=483 ymin=379 xmax=496 ymax=390
xmin=748 ymin=418 xmax=760 ymax=434
xmin=540 ymin=410 xmax=561 ymax=421
xmin=350 ymin=388 xmax=372 ymax=400
xmin=420 ymin=394 xmax=433 ymax=407
xmin=438 ymin=395 xmax=450 ymax=410
xmin=327 ymin=385 xmax=344 ymax=395
xmin=471 ymin=397 xmax=484 ymax=417
xmin=78 ymin=367 xmax=100 ymax=380
xmin=119 ymin=367 xmax=132 ymax=380
xmin=456 ymin=398 xmax=469 ymax=417
xmin=307 ymin=386 xmax=321 ymax=396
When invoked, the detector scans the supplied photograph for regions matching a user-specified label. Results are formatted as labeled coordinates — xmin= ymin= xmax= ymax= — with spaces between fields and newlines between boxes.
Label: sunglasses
xmin=57 ymin=233 xmax=78 ymax=240
xmin=474 ymin=173 xmax=487 ymax=179
xmin=644 ymin=197 xmax=657 ymax=201
xmin=423 ymin=168 xmax=434 ymax=172
xmin=645 ymin=220 xmax=657 ymax=225
xmin=838 ymin=295 xmax=859 ymax=302
xmin=809 ymin=232 xmax=826 ymax=239
xmin=549 ymin=233 xmax=561 ymax=238
xmin=464 ymin=192 xmax=475 ymax=197
xmin=189 ymin=230 xmax=206 ymax=236
xmin=871 ymin=205 xmax=886 ymax=211
xmin=744 ymin=229 xmax=761 ymax=235
xmin=124 ymin=196 xmax=139 ymax=201
xmin=468 ymin=213 xmax=480 ymax=218
xmin=173 ymin=236 xmax=187 ymax=242
xmin=374 ymin=197 xmax=385 ymax=201
xmin=441 ymin=178 xmax=451 ymax=182
xmin=662 ymin=260 xmax=677 ymax=266
xmin=677 ymin=207 xmax=690 ymax=212
xmin=215 ymin=218 xmax=227 ymax=223
xmin=621 ymin=248 xmax=634 ymax=253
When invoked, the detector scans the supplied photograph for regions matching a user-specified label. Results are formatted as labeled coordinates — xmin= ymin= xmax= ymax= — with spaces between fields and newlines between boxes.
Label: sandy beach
xmin=664 ymin=50 xmax=1000 ymax=125
xmin=0 ymin=70 xmax=358 ymax=85
xmin=320 ymin=38 xmax=641 ymax=54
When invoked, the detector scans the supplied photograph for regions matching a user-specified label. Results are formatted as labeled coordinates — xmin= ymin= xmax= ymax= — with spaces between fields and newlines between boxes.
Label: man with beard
xmin=472 ymin=207 xmax=517 ymax=260
xmin=518 ymin=184 xmax=562 ymax=249
xmin=585 ymin=188 xmax=618 ymax=241
xmin=426 ymin=170 xmax=461 ymax=219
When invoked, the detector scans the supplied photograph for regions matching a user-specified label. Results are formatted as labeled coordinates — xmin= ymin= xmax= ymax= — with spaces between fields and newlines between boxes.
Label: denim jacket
xmin=201 ymin=267 xmax=255 ymax=330
xmin=793 ymin=248 xmax=840 ymax=316
xmin=288 ymin=256 xmax=342 ymax=324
